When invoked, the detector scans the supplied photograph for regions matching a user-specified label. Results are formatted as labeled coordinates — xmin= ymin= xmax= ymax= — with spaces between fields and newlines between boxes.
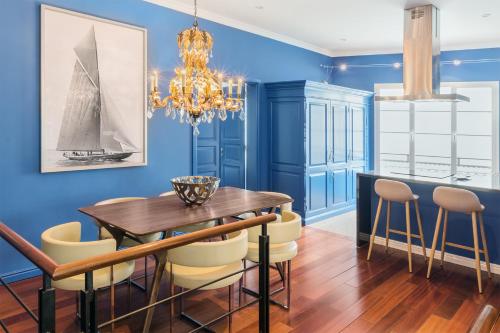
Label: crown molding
xmin=144 ymin=0 xmax=500 ymax=59
xmin=144 ymin=0 xmax=334 ymax=57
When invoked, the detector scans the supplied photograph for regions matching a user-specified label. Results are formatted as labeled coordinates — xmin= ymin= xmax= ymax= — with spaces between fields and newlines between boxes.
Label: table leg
xmin=142 ymin=250 xmax=168 ymax=333
xmin=99 ymin=222 xmax=125 ymax=249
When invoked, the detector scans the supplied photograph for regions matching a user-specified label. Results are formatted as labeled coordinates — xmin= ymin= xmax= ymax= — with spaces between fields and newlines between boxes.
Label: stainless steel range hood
xmin=375 ymin=5 xmax=469 ymax=102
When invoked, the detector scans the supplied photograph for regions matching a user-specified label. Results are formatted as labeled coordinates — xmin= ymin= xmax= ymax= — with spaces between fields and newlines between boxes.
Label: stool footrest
xmin=446 ymin=241 xmax=485 ymax=253
xmin=388 ymin=229 xmax=421 ymax=239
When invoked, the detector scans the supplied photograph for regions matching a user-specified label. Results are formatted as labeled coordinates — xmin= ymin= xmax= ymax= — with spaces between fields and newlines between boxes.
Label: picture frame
xmin=40 ymin=5 xmax=148 ymax=173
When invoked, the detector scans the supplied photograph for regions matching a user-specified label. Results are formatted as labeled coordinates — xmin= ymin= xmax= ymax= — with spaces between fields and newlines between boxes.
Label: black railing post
xmin=80 ymin=271 xmax=97 ymax=333
xmin=38 ymin=273 xmax=55 ymax=333
xmin=258 ymin=223 xmax=270 ymax=333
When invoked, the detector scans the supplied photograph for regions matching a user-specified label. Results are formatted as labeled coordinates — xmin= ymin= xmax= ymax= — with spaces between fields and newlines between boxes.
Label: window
xmin=375 ymin=82 xmax=499 ymax=175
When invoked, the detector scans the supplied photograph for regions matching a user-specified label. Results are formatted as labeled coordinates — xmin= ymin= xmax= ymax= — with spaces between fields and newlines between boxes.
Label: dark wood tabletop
xmin=79 ymin=187 xmax=292 ymax=236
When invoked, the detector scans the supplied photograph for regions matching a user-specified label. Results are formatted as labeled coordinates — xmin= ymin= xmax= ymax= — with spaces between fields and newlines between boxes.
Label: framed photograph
xmin=40 ymin=5 xmax=147 ymax=173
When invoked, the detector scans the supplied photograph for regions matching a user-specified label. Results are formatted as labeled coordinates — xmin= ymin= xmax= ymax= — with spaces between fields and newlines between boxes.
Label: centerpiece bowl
xmin=170 ymin=176 xmax=220 ymax=206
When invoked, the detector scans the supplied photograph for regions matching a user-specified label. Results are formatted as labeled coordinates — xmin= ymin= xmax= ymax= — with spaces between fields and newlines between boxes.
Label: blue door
xmin=192 ymin=92 xmax=248 ymax=188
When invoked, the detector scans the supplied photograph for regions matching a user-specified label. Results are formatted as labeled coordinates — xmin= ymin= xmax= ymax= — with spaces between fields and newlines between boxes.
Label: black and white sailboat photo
xmin=56 ymin=26 xmax=138 ymax=163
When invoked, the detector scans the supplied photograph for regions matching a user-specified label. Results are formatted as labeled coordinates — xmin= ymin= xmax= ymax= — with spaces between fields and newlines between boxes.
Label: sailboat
xmin=57 ymin=26 xmax=138 ymax=162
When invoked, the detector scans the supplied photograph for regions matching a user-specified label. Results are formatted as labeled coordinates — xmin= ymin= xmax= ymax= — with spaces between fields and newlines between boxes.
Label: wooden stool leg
xmin=367 ymin=197 xmax=383 ymax=261
xmin=405 ymin=201 xmax=413 ymax=273
xmin=478 ymin=213 xmax=492 ymax=279
xmin=414 ymin=199 xmax=427 ymax=261
xmin=471 ymin=212 xmax=483 ymax=293
xmin=385 ymin=201 xmax=391 ymax=253
xmin=440 ymin=210 xmax=449 ymax=267
xmin=427 ymin=207 xmax=443 ymax=279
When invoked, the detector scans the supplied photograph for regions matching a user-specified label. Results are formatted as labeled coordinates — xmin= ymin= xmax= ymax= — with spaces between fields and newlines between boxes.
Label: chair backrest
xmin=374 ymin=179 xmax=414 ymax=203
xmin=159 ymin=191 xmax=175 ymax=197
xmin=167 ymin=230 xmax=248 ymax=267
xmin=258 ymin=191 xmax=292 ymax=212
xmin=433 ymin=186 xmax=483 ymax=213
xmin=95 ymin=197 xmax=146 ymax=206
xmin=41 ymin=222 xmax=116 ymax=264
xmin=247 ymin=211 xmax=302 ymax=244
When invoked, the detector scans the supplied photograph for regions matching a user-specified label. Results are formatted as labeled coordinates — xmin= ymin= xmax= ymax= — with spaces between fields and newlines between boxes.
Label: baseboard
xmin=305 ymin=205 xmax=355 ymax=225
xmin=373 ymin=236 xmax=500 ymax=275
xmin=1 ymin=267 xmax=41 ymax=284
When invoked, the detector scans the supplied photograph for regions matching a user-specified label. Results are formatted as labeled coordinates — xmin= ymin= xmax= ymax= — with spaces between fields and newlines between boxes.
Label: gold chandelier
xmin=148 ymin=0 xmax=245 ymax=135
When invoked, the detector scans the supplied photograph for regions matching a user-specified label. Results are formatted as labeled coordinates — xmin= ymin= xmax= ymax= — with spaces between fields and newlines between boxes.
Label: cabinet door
xmin=306 ymin=99 xmax=330 ymax=215
xmin=350 ymin=104 xmax=366 ymax=162
xmin=330 ymin=102 xmax=350 ymax=209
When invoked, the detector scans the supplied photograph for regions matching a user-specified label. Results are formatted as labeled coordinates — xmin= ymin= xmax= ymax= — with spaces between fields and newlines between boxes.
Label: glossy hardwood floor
xmin=1 ymin=226 xmax=499 ymax=332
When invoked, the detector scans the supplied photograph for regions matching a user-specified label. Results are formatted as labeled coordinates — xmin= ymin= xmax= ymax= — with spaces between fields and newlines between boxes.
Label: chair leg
xmin=287 ymin=260 xmax=292 ymax=309
xmin=228 ymin=284 xmax=233 ymax=333
xmin=440 ymin=210 xmax=448 ymax=267
xmin=405 ymin=201 xmax=413 ymax=273
xmin=170 ymin=264 xmax=175 ymax=333
xmin=427 ymin=207 xmax=443 ymax=279
xmin=478 ymin=213 xmax=492 ymax=279
xmin=110 ymin=265 xmax=115 ymax=332
xmin=414 ymin=199 xmax=427 ymax=261
xmin=367 ymin=197 xmax=383 ymax=261
xmin=385 ymin=201 xmax=391 ymax=253
xmin=144 ymin=256 xmax=148 ymax=292
xmin=471 ymin=212 xmax=483 ymax=293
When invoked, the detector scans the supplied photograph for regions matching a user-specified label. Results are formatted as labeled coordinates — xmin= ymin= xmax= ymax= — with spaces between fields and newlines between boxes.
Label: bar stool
xmin=367 ymin=179 xmax=427 ymax=273
xmin=427 ymin=186 xmax=492 ymax=293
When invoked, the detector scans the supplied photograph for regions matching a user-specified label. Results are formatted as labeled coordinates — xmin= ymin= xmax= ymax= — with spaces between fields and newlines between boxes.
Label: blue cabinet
xmin=265 ymin=81 xmax=372 ymax=224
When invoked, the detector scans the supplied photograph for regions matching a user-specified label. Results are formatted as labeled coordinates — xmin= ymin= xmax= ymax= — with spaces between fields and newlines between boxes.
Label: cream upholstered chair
xmin=238 ymin=191 xmax=292 ymax=220
xmin=41 ymin=222 xmax=135 ymax=324
xmin=96 ymin=197 xmax=162 ymax=292
xmin=245 ymin=211 xmax=301 ymax=309
xmin=366 ymin=179 xmax=427 ymax=273
xmin=427 ymin=186 xmax=492 ymax=293
xmin=159 ymin=191 xmax=217 ymax=233
xmin=258 ymin=191 xmax=292 ymax=212
xmin=166 ymin=230 xmax=248 ymax=332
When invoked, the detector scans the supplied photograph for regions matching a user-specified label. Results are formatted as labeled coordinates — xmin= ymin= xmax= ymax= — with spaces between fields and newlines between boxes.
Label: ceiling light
xmin=453 ymin=59 xmax=462 ymax=66
xmin=339 ymin=64 xmax=347 ymax=71
xmin=255 ymin=5 xmax=264 ymax=10
xmin=393 ymin=62 xmax=401 ymax=69
xmin=481 ymin=13 xmax=492 ymax=18
xmin=340 ymin=38 xmax=347 ymax=42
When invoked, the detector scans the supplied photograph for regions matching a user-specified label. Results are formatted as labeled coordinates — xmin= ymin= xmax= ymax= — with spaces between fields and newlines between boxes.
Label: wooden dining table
xmin=79 ymin=187 xmax=293 ymax=332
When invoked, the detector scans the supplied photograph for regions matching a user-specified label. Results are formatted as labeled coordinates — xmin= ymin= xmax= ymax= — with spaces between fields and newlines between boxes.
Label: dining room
xmin=1 ymin=0 xmax=500 ymax=332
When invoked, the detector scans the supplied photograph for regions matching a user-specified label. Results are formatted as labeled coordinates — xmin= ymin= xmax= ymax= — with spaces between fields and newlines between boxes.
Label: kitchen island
xmin=357 ymin=170 xmax=500 ymax=266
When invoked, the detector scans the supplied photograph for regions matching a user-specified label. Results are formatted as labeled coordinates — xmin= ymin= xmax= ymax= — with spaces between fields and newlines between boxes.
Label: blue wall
xmin=330 ymin=48 xmax=500 ymax=169
xmin=0 ymin=0 xmax=331 ymax=280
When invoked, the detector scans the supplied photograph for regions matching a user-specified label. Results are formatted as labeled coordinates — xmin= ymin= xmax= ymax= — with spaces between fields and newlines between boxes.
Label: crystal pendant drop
xmin=231 ymin=111 xmax=235 ymax=120
xmin=239 ymin=109 xmax=245 ymax=121
xmin=219 ymin=109 xmax=227 ymax=121
xmin=193 ymin=124 xmax=200 ymax=136
xmin=171 ymin=108 xmax=177 ymax=120
xmin=147 ymin=110 xmax=153 ymax=119
xmin=178 ymin=108 xmax=185 ymax=124
xmin=201 ymin=111 xmax=207 ymax=123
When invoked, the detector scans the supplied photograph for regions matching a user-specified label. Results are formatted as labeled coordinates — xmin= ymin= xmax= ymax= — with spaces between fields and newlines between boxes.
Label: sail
xmin=57 ymin=26 xmax=101 ymax=151
xmin=99 ymin=84 xmax=139 ymax=152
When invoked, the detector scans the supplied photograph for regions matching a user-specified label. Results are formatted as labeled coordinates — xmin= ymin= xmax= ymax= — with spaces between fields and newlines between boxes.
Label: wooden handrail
xmin=0 ymin=214 xmax=278 ymax=281
xmin=0 ymin=222 xmax=58 ymax=276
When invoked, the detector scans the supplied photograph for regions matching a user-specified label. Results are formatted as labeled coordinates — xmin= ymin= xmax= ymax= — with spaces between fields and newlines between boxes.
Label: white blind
xmin=376 ymin=82 xmax=499 ymax=175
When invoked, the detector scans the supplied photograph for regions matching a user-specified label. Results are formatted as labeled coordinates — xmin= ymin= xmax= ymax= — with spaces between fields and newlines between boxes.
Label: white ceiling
xmin=145 ymin=0 xmax=500 ymax=57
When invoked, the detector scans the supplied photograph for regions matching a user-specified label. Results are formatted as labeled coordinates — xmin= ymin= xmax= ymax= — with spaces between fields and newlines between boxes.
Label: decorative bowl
xmin=170 ymin=176 xmax=220 ymax=206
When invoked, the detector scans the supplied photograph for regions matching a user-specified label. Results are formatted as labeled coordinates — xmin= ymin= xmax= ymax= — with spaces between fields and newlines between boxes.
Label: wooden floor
xmin=1 ymin=226 xmax=499 ymax=333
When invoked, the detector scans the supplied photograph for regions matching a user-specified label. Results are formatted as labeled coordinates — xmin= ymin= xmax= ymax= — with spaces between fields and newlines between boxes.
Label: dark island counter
xmin=357 ymin=170 xmax=500 ymax=266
